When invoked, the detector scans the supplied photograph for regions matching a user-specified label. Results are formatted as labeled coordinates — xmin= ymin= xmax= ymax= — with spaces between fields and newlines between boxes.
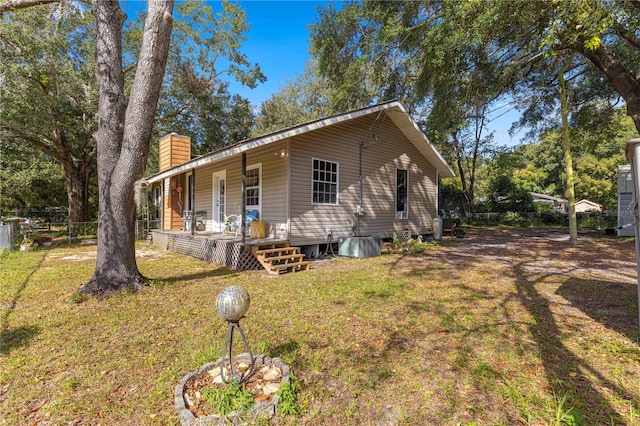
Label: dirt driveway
xmin=424 ymin=227 xmax=639 ymax=332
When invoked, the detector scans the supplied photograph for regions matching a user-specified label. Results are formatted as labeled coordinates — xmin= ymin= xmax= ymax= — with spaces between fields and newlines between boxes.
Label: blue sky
xmin=224 ymin=1 xmax=327 ymax=105
xmin=124 ymin=1 xmax=523 ymax=146
xmin=231 ymin=1 xmax=524 ymax=146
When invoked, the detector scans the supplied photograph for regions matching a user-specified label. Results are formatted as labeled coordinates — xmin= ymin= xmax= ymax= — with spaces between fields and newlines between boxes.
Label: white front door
xmin=212 ymin=170 xmax=226 ymax=232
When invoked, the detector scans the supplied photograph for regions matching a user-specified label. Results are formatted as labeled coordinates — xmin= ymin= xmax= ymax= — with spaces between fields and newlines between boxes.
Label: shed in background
xmin=618 ymin=164 xmax=635 ymax=237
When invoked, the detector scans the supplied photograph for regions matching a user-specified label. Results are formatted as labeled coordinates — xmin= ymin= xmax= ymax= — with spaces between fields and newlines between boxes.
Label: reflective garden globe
xmin=215 ymin=285 xmax=250 ymax=322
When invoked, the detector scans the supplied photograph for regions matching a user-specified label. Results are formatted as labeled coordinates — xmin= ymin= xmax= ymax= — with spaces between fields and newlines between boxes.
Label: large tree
xmin=0 ymin=141 xmax=68 ymax=216
xmin=84 ymin=0 xmax=175 ymax=296
xmin=1 ymin=0 xmax=176 ymax=296
xmin=1 ymin=0 xmax=262 ymax=221
xmin=1 ymin=3 xmax=98 ymax=223
xmin=254 ymin=60 xmax=332 ymax=135
xmin=310 ymin=2 xmax=511 ymax=210
xmin=310 ymin=0 xmax=640 ymax=225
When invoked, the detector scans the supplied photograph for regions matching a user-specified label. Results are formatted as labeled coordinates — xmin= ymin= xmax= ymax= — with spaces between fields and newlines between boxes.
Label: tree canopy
xmin=152 ymin=0 xmax=265 ymax=155
xmin=1 ymin=2 xmax=98 ymax=222
xmin=254 ymin=60 xmax=332 ymax=135
xmin=1 ymin=0 xmax=264 ymax=220
xmin=310 ymin=0 xmax=640 ymax=216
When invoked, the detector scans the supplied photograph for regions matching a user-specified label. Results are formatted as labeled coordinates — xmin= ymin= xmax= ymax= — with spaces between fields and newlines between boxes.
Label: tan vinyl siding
xmin=290 ymin=113 xmax=437 ymax=246
xmin=191 ymin=142 xmax=290 ymax=237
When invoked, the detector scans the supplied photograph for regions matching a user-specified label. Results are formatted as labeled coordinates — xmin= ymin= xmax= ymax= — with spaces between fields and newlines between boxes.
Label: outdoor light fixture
xmin=275 ymin=149 xmax=287 ymax=158
xmin=215 ymin=285 xmax=254 ymax=384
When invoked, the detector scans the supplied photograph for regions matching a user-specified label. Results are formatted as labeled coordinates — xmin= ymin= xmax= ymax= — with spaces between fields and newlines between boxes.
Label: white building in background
xmin=530 ymin=192 xmax=568 ymax=213
xmin=618 ymin=164 xmax=635 ymax=237
xmin=575 ymin=199 xmax=603 ymax=213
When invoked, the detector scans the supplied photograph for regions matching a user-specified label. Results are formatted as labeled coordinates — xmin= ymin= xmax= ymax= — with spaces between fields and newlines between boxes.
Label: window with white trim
xmin=245 ymin=164 xmax=261 ymax=209
xmin=396 ymin=168 xmax=408 ymax=219
xmin=312 ymin=158 xmax=338 ymax=205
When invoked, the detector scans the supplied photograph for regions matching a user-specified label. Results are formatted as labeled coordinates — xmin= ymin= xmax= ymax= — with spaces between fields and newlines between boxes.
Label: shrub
xmin=501 ymin=212 xmax=531 ymax=227
xmin=202 ymin=380 xmax=254 ymax=416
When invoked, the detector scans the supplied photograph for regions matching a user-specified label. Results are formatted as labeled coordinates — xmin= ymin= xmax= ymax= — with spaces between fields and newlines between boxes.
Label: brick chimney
xmin=159 ymin=133 xmax=191 ymax=171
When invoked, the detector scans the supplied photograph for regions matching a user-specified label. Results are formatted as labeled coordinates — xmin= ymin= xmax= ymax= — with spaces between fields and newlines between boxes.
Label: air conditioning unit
xmin=338 ymin=236 xmax=381 ymax=259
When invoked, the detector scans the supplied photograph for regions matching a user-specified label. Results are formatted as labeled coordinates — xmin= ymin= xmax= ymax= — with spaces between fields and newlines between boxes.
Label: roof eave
xmin=384 ymin=103 xmax=455 ymax=178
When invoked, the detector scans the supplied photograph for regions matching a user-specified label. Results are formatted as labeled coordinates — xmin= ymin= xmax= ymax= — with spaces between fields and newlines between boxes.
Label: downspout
xmin=436 ymin=170 xmax=440 ymax=217
xmin=241 ymin=152 xmax=247 ymax=244
xmin=286 ymin=140 xmax=291 ymax=241
xmin=358 ymin=140 xmax=363 ymax=237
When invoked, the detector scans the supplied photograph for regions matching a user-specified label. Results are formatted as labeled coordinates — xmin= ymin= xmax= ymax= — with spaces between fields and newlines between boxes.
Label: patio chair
xmin=194 ymin=211 xmax=206 ymax=231
xmin=223 ymin=210 xmax=259 ymax=236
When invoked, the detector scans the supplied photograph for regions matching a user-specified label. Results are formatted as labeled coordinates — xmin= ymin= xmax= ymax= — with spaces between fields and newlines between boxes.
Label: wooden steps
xmin=252 ymin=242 xmax=311 ymax=275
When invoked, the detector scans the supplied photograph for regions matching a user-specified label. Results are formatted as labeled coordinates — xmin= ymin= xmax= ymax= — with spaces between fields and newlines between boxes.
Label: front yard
xmin=1 ymin=228 xmax=639 ymax=425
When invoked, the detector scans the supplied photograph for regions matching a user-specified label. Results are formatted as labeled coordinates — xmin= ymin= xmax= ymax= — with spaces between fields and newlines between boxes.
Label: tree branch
xmin=0 ymin=0 xmax=58 ymax=14
xmin=0 ymin=0 xmax=93 ymax=13
xmin=612 ymin=20 xmax=640 ymax=50
xmin=1 ymin=124 xmax=64 ymax=161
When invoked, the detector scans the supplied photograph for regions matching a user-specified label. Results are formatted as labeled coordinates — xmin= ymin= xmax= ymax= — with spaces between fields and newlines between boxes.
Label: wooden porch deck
xmin=150 ymin=230 xmax=290 ymax=271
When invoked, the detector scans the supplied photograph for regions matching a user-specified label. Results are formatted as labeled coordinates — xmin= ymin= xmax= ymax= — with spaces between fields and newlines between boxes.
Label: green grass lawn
xmin=1 ymin=229 xmax=639 ymax=425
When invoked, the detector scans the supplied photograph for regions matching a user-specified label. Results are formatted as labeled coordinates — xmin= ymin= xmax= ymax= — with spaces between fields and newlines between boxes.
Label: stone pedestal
xmin=175 ymin=353 xmax=290 ymax=425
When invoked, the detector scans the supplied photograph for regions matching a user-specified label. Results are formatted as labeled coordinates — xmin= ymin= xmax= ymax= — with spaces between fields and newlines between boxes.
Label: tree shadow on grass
xmin=270 ymin=340 xmax=299 ymax=358
xmin=1 ymin=325 xmax=40 ymax=355
xmin=268 ymin=340 xmax=300 ymax=366
xmin=149 ymin=268 xmax=238 ymax=287
xmin=1 ymin=254 xmax=46 ymax=354
xmin=511 ymin=262 xmax=635 ymax=424
xmin=556 ymin=278 xmax=640 ymax=342
xmin=382 ymin=228 xmax=639 ymax=422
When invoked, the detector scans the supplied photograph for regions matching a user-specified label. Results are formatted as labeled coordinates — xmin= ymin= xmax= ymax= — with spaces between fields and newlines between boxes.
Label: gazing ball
xmin=215 ymin=285 xmax=250 ymax=322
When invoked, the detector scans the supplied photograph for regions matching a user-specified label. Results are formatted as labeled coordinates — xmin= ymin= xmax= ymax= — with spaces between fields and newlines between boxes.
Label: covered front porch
xmin=150 ymin=230 xmax=309 ymax=273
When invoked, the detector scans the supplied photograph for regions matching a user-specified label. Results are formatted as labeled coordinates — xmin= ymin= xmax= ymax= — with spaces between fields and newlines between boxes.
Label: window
xmin=312 ymin=158 xmax=338 ymax=205
xmin=245 ymin=165 xmax=261 ymax=209
xmin=153 ymin=186 xmax=162 ymax=219
xmin=396 ymin=168 xmax=408 ymax=219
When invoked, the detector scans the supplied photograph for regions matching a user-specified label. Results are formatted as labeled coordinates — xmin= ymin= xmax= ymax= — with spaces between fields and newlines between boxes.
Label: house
xmin=618 ymin=164 xmax=634 ymax=237
xmin=574 ymin=199 xmax=602 ymax=213
xmin=531 ymin=192 xmax=569 ymax=213
xmin=144 ymin=101 xmax=455 ymax=271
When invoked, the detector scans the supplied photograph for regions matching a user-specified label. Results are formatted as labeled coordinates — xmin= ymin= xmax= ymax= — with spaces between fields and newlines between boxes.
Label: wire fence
xmin=0 ymin=211 xmax=620 ymax=252
xmin=0 ymin=219 xmax=160 ymax=251
xmin=467 ymin=210 xmax=616 ymax=229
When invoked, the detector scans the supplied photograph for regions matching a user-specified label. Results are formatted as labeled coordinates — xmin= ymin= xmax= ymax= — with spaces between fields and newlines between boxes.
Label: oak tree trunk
xmin=65 ymin=162 xmax=92 ymax=224
xmin=79 ymin=0 xmax=174 ymax=297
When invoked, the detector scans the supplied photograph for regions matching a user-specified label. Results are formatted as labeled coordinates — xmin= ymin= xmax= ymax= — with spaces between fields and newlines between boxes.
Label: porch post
xmin=241 ymin=152 xmax=247 ymax=244
xmin=190 ymin=167 xmax=196 ymax=235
